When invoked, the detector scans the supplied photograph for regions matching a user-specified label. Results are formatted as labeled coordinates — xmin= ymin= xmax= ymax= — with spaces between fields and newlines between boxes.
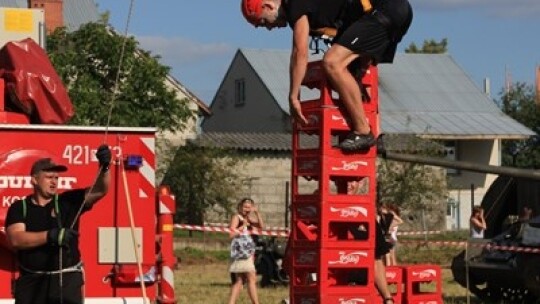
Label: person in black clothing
xmin=241 ymin=0 xmax=413 ymax=152
xmin=4 ymin=145 xmax=111 ymax=304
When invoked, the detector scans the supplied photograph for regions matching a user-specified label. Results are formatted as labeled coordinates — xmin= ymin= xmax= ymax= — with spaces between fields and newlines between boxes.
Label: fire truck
xmin=0 ymin=29 xmax=177 ymax=304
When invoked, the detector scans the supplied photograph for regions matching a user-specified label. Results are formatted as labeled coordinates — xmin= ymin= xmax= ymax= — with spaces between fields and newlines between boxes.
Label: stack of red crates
xmin=289 ymin=60 xmax=380 ymax=304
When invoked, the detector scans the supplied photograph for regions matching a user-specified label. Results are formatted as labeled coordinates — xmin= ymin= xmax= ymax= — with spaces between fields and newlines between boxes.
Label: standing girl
xmin=228 ymin=198 xmax=264 ymax=304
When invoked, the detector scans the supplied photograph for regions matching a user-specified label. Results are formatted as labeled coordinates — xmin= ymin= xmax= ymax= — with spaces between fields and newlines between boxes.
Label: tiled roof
xmin=193 ymin=132 xmax=443 ymax=153
xmin=239 ymin=49 xmax=535 ymax=139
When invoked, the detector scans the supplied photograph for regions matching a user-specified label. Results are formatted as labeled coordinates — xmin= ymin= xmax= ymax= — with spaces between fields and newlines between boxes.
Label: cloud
xmin=412 ymin=0 xmax=540 ymax=17
xmin=137 ymin=36 xmax=233 ymax=66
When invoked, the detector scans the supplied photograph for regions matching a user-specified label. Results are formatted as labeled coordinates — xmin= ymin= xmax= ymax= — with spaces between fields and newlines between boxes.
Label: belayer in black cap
xmin=4 ymin=144 xmax=111 ymax=304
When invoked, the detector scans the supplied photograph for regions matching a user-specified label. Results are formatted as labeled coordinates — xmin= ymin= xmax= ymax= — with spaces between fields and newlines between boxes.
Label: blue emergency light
xmin=124 ymin=154 xmax=143 ymax=169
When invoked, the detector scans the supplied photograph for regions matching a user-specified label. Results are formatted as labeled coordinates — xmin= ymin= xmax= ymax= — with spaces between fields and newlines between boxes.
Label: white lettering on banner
xmin=330 ymin=206 xmax=368 ymax=218
xmin=419 ymin=302 xmax=438 ymax=304
xmin=328 ymin=251 xmax=368 ymax=265
xmin=339 ymin=298 xmax=366 ymax=304
xmin=0 ymin=176 xmax=76 ymax=190
xmin=412 ymin=269 xmax=437 ymax=279
xmin=2 ymin=196 xmax=24 ymax=207
xmin=331 ymin=161 xmax=368 ymax=171
xmin=297 ymin=251 xmax=317 ymax=264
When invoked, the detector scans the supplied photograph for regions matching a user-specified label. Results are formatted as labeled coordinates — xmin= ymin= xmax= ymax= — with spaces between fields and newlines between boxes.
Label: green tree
xmin=162 ymin=144 xmax=245 ymax=226
xmin=377 ymin=135 xmax=448 ymax=230
xmin=499 ymin=82 xmax=540 ymax=168
xmin=405 ymin=38 xmax=448 ymax=54
xmin=46 ymin=18 xmax=193 ymax=132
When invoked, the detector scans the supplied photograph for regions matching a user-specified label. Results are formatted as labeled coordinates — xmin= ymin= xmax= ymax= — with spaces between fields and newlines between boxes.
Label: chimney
xmin=28 ymin=0 xmax=63 ymax=34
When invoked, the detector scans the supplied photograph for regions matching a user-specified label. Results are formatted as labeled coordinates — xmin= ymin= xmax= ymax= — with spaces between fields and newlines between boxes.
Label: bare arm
xmin=7 ymin=223 xmax=47 ymax=250
xmin=229 ymin=214 xmax=240 ymax=239
xmin=470 ymin=217 xmax=487 ymax=230
xmin=249 ymin=209 xmax=264 ymax=230
xmin=84 ymin=169 xmax=110 ymax=207
xmin=288 ymin=15 xmax=310 ymax=125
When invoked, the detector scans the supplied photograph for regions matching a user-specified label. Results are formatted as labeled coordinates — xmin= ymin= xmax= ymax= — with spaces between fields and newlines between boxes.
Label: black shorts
xmin=335 ymin=1 xmax=413 ymax=64
xmin=375 ymin=221 xmax=392 ymax=259
xmin=15 ymin=272 xmax=84 ymax=304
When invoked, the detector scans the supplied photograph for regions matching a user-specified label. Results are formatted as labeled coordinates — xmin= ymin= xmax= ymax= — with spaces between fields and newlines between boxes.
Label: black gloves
xmin=47 ymin=228 xmax=79 ymax=247
xmin=96 ymin=144 xmax=112 ymax=171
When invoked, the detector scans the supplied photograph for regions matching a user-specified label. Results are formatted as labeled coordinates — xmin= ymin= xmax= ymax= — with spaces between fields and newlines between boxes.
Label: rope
xmin=63 ymin=0 xmax=138 ymax=303
xmin=121 ymin=154 xmax=148 ymax=304
xmin=104 ymin=0 xmax=136 ymax=142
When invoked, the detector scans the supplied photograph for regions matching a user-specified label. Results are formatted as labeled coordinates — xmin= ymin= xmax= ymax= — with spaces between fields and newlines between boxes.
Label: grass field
xmin=173 ymin=240 xmax=487 ymax=304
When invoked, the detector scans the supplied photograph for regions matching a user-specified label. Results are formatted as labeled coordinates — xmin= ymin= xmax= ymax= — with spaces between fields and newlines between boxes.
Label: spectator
xmin=470 ymin=206 xmax=487 ymax=239
xmin=348 ymin=181 xmax=395 ymax=304
xmin=384 ymin=204 xmax=403 ymax=266
xmin=228 ymin=198 xmax=263 ymax=304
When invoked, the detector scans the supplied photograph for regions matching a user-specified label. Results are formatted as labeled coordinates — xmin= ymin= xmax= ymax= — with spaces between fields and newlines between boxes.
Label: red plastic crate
xmin=293 ymin=112 xmax=380 ymax=159
xmin=292 ymin=291 xmax=376 ymax=304
xmin=402 ymin=264 xmax=443 ymax=304
xmin=300 ymin=60 xmax=379 ymax=113
xmin=376 ymin=266 xmax=404 ymax=304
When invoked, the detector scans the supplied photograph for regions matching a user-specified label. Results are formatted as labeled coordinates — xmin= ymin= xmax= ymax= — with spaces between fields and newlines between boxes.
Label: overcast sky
xmin=95 ymin=0 xmax=540 ymax=104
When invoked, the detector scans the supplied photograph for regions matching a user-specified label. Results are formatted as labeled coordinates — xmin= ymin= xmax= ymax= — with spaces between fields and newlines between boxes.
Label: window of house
xmin=235 ymin=79 xmax=245 ymax=106
xmin=444 ymin=140 xmax=459 ymax=175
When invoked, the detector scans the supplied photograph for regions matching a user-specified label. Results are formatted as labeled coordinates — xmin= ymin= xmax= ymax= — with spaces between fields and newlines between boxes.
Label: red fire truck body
xmin=0 ymin=124 xmax=176 ymax=304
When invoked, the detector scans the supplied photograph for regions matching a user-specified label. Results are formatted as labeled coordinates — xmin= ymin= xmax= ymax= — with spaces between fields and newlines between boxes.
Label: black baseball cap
xmin=30 ymin=158 xmax=68 ymax=175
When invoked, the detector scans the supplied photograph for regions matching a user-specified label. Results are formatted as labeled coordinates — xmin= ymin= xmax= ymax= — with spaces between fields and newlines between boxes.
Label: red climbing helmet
xmin=241 ymin=0 xmax=263 ymax=26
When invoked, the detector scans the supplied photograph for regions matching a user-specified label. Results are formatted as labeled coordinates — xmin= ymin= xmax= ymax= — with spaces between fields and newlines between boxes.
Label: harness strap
xmin=23 ymin=194 xmax=60 ymax=226
xmin=19 ymin=261 xmax=83 ymax=275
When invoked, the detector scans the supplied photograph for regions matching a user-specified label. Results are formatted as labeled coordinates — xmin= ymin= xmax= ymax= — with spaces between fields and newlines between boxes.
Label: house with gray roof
xmin=200 ymin=48 xmax=535 ymax=229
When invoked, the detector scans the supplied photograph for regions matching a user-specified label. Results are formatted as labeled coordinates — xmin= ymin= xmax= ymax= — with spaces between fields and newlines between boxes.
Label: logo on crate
xmin=297 ymin=206 xmax=318 ymax=218
xmin=328 ymin=251 xmax=368 ymax=265
xmin=299 ymin=297 xmax=317 ymax=304
xmin=298 ymin=159 xmax=319 ymax=171
xmin=329 ymin=206 xmax=367 ymax=218
xmin=297 ymin=251 xmax=317 ymax=264
xmin=331 ymin=114 xmax=348 ymax=126
xmin=331 ymin=161 xmax=368 ymax=171
xmin=386 ymin=270 xmax=398 ymax=280
xmin=338 ymin=298 xmax=366 ymax=304
xmin=412 ymin=269 xmax=437 ymax=279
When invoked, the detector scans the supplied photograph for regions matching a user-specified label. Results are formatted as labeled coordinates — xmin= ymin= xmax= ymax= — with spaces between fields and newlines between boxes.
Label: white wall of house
xmin=446 ymin=139 xmax=501 ymax=230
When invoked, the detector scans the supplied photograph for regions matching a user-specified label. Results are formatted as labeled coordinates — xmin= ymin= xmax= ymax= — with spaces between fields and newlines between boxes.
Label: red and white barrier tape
xmin=399 ymin=240 xmax=540 ymax=254
xmin=397 ymin=230 xmax=442 ymax=236
xmin=174 ymin=224 xmax=289 ymax=237
xmin=204 ymin=222 xmax=442 ymax=236
xmin=205 ymin=222 xmax=290 ymax=232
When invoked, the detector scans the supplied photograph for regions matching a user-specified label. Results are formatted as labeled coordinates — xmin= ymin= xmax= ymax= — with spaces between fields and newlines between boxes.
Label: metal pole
xmin=382 ymin=152 xmax=540 ymax=180
xmin=470 ymin=184 xmax=474 ymax=212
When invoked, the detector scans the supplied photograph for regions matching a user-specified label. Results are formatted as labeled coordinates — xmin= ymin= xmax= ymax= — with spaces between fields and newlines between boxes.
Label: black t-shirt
xmin=5 ymin=189 xmax=90 ymax=271
xmin=284 ymin=0 xmax=360 ymax=31
xmin=284 ymin=0 xmax=410 ymax=32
